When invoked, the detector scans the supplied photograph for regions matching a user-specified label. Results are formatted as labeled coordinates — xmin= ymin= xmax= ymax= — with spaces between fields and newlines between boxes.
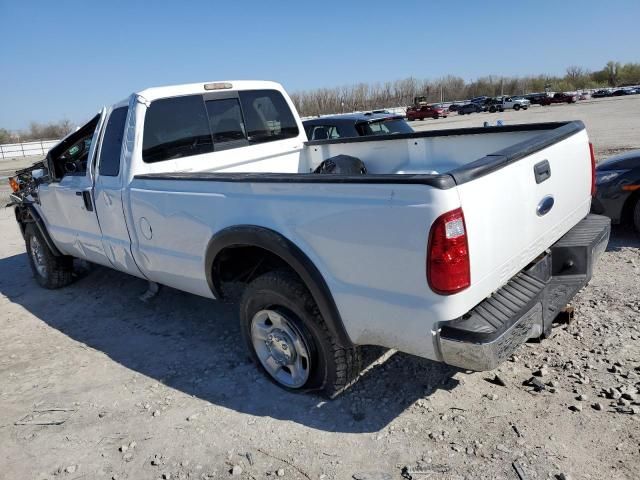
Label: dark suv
xmin=524 ymin=93 xmax=551 ymax=105
xmin=303 ymin=113 xmax=413 ymax=140
xmin=544 ymin=92 xmax=577 ymax=104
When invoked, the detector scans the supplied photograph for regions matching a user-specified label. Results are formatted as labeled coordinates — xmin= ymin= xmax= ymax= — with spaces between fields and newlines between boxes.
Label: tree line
xmin=0 ymin=120 xmax=74 ymax=145
xmin=2 ymin=60 xmax=639 ymax=144
xmin=290 ymin=61 xmax=640 ymax=117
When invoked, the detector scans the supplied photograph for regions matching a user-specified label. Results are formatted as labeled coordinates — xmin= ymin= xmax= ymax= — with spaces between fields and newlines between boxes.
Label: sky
xmin=1 ymin=0 xmax=639 ymax=130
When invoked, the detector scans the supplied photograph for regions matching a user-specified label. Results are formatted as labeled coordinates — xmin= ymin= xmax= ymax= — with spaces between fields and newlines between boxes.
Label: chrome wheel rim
xmin=30 ymin=235 xmax=47 ymax=277
xmin=251 ymin=309 xmax=311 ymax=388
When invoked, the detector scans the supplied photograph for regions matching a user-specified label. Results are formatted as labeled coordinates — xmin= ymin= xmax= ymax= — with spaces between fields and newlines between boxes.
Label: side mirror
xmin=31 ymin=168 xmax=49 ymax=185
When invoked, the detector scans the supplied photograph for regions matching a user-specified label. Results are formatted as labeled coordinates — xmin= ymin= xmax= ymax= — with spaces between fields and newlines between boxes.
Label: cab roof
xmin=125 ymin=80 xmax=285 ymax=104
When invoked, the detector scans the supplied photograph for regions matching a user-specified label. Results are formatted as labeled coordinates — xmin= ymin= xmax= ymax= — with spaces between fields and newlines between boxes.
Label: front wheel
xmin=239 ymin=271 xmax=361 ymax=397
xmin=25 ymin=224 xmax=73 ymax=289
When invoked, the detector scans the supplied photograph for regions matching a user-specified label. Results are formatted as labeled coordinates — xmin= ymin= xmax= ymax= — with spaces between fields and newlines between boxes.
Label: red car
xmin=541 ymin=92 xmax=577 ymax=105
xmin=406 ymin=104 xmax=448 ymax=120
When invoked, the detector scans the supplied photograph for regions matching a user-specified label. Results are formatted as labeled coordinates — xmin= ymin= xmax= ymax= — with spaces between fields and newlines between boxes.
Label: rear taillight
xmin=589 ymin=142 xmax=596 ymax=196
xmin=427 ymin=207 xmax=470 ymax=295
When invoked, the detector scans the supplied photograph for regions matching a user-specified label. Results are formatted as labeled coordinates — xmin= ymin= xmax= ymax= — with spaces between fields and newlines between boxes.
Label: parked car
xmin=540 ymin=92 xmax=577 ymax=105
xmin=457 ymin=103 xmax=485 ymax=115
xmin=591 ymin=150 xmax=640 ymax=232
xmin=448 ymin=103 xmax=462 ymax=112
xmin=612 ymin=89 xmax=632 ymax=96
xmin=303 ymin=113 xmax=413 ymax=140
xmin=578 ymin=92 xmax=590 ymax=101
xmin=8 ymin=80 xmax=609 ymax=396
xmin=525 ymin=93 xmax=551 ymax=105
xmin=592 ymin=89 xmax=612 ymax=98
xmin=406 ymin=104 xmax=448 ymax=120
xmin=487 ymin=96 xmax=530 ymax=112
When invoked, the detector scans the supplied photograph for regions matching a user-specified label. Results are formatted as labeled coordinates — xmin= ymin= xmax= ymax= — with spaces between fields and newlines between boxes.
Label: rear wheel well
xmin=212 ymin=245 xmax=298 ymax=299
xmin=205 ymin=226 xmax=354 ymax=347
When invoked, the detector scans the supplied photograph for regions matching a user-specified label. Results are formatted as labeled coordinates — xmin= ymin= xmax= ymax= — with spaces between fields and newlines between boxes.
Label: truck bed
xmin=131 ymin=121 xmax=593 ymax=359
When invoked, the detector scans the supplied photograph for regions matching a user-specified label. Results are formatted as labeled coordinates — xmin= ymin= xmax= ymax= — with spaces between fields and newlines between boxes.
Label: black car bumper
xmin=438 ymin=214 xmax=610 ymax=371
xmin=591 ymin=185 xmax=634 ymax=224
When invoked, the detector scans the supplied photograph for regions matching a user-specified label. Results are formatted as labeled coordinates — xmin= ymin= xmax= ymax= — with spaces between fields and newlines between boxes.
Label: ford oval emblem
xmin=536 ymin=195 xmax=554 ymax=216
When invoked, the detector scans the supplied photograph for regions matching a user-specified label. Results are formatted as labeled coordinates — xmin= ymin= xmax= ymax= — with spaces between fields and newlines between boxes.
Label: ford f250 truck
xmin=8 ymin=80 xmax=609 ymax=397
xmin=487 ymin=96 xmax=531 ymax=112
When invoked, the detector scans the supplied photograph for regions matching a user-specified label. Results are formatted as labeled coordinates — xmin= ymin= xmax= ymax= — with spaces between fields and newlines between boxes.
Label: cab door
xmin=93 ymin=104 xmax=145 ymax=278
xmin=37 ymin=110 xmax=113 ymax=267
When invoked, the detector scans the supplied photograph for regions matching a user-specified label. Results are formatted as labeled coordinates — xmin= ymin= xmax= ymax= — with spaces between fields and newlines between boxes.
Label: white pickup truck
xmin=487 ymin=96 xmax=531 ymax=113
xmin=9 ymin=80 xmax=609 ymax=397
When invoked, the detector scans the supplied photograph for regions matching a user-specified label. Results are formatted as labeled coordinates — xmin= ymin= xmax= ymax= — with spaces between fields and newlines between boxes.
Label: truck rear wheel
xmin=24 ymin=224 xmax=73 ymax=289
xmin=489 ymin=106 xmax=496 ymax=113
xmin=514 ymin=104 xmax=520 ymax=111
xmin=239 ymin=271 xmax=361 ymax=397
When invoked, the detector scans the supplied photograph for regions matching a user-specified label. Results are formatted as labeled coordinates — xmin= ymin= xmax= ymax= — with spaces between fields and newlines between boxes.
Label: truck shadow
xmin=0 ymin=252 xmax=459 ymax=434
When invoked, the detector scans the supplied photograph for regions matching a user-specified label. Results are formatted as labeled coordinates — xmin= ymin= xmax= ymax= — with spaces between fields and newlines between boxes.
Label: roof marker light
xmin=204 ymin=82 xmax=233 ymax=91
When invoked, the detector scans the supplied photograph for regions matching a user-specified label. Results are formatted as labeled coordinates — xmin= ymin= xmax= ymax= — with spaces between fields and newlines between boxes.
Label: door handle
xmin=76 ymin=191 xmax=94 ymax=212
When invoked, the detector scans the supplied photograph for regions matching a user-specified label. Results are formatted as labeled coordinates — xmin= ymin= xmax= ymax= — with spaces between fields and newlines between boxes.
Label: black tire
xmin=24 ymin=224 xmax=73 ymax=289
xmin=239 ymin=271 xmax=361 ymax=397
xmin=433 ymin=115 xmax=439 ymax=119
xmin=633 ymin=198 xmax=640 ymax=233
xmin=499 ymin=108 xmax=504 ymax=112
xmin=513 ymin=104 xmax=520 ymax=111
xmin=489 ymin=106 xmax=496 ymax=113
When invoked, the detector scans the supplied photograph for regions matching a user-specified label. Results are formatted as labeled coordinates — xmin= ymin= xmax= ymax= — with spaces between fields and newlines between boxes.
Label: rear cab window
xmin=142 ymin=89 xmax=299 ymax=163
xmin=205 ymin=98 xmax=248 ymax=151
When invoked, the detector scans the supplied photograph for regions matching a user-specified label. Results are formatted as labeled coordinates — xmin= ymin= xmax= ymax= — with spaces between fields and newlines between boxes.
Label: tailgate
xmin=451 ymin=124 xmax=593 ymax=314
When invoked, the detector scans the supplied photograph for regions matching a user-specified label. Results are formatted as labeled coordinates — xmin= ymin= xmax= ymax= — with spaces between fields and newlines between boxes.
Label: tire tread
xmin=25 ymin=224 xmax=73 ymax=289
xmin=240 ymin=271 xmax=361 ymax=397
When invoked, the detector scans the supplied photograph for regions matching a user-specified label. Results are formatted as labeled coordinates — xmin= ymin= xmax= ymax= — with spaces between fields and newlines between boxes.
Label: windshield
xmin=357 ymin=118 xmax=414 ymax=136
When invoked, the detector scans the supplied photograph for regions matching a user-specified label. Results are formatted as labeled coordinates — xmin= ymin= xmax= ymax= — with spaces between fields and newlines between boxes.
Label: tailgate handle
xmin=534 ymin=160 xmax=551 ymax=184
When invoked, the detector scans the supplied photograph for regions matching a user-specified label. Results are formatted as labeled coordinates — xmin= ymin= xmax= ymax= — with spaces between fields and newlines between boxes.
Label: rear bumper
xmin=438 ymin=214 xmax=610 ymax=371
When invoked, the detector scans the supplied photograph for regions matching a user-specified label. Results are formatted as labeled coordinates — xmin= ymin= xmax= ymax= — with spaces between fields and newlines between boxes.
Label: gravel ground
xmin=1 ymin=97 xmax=639 ymax=480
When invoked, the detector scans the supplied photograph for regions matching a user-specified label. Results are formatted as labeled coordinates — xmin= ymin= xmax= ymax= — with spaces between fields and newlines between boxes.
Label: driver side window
xmin=48 ymin=113 xmax=102 ymax=180
xmin=60 ymin=134 xmax=94 ymax=176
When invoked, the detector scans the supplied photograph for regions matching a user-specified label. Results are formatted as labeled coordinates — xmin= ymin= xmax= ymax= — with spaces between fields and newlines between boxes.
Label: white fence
xmin=0 ymin=139 xmax=60 ymax=160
